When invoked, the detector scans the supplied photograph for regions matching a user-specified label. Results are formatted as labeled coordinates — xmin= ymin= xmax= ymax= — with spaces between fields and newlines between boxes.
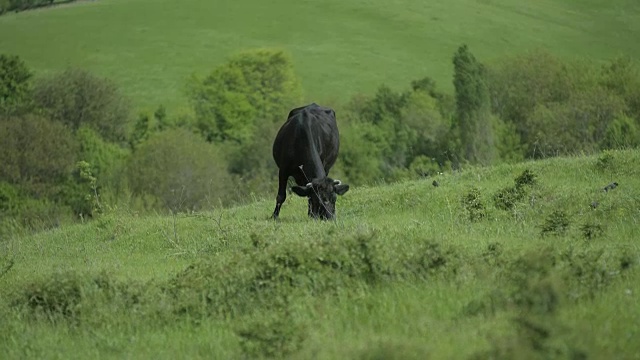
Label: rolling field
xmin=1 ymin=0 xmax=639 ymax=111
xmin=1 ymin=149 xmax=639 ymax=358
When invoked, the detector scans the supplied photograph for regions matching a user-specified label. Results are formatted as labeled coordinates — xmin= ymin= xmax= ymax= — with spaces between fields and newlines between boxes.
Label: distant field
xmin=1 ymin=0 xmax=640 ymax=111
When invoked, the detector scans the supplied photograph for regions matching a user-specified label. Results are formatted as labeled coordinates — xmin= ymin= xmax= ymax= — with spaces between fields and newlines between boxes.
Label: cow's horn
xmin=333 ymin=179 xmax=342 ymax=185
xmin=305 ymin=182 xmax=312 ymax=188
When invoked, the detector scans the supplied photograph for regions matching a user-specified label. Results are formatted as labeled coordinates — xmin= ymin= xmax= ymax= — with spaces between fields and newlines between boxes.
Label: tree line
xmin=1 ymin=46 xmax=639 ymax=236
xmin=0 ymin=0 xmax=76 ymax=14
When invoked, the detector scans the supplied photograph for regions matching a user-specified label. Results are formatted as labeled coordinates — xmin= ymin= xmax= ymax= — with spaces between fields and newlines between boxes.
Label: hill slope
xmin=1 ymin=0 xmax=639 ymax=111
xmin=1 ymin=149 xmax=639 ymax=358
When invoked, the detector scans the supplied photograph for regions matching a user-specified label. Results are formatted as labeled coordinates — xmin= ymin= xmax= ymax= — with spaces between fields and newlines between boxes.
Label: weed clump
xmin=580 ymin=222 xmax=604 ymax=240
xmin=595 ymin=150 xmax=617 ymax=172
xmin=514 ymin=169 xmax=537 ymax=188
xmin=20 ymin=271 xmax=83 ymax=320
xmin=493 ymin=169 xmax=537 ymax=211
xmin=10 ymin=271 xmax=161 ymax=325
xmin=462 ymin=187 xmax=486 ymax=221
xmin=235 ymin=303 xmax=306 ymax=359
xmin=540 ymin=210 xmax=570 ymax=237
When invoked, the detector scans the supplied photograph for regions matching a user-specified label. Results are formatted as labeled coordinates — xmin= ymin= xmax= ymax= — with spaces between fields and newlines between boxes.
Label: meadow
xmin=2 ymin=0 xmax=640 ymax=358
xmin=1 ymin=149 xmax=639 ymax=359
xmin=1 ymin=0 xmax=639 ymax=112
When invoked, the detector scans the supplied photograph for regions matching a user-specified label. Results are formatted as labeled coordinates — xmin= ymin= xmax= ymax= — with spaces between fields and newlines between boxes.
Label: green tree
xmin=32 ymin=68 xmax=131 ymax=142
xmin=0 ymin=114 xmax=77 ymax=191
xmin=452 ymin=45 xmax=496 ymax=165
xmin=0 ymin=54 xmax=32 ymax=115
xmin=187 ymin=48 xmax=302 ymax=145
xmin=599 ymin=56 xmax=640 ymax=120
xmin=527 ymin=87 xmax=627 ymax=157
xmin=486 ymin=50 xmax=573 ymax=152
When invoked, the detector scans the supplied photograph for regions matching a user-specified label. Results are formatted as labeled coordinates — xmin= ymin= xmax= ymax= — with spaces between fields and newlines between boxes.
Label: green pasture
xmin=1 ymin=149 xmax=639 ymax=358
xmin=1 ymin=0 xmax=639 ymax=111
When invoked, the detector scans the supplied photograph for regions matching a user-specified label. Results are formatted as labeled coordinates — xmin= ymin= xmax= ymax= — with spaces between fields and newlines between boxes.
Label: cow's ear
xmin=335 ymin=184 xmax=350 ymax=195
xmin=291 ymin=185 xmax=311 ymax=197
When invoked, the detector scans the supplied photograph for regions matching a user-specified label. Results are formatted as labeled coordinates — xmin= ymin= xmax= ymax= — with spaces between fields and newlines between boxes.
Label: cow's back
xmin=273 ymin=103 xmax=339 ymax=169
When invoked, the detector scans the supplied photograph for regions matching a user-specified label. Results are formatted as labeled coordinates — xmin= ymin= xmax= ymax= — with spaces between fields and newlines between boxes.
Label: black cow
xmin=272 ymin=103 xmax=349 ymax=220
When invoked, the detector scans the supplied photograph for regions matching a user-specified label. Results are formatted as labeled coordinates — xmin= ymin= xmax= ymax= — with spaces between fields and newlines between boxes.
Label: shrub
xmin=461 ymin=186 xmax=486 ymax=221
xmin=32 ymin=68 xmax=131 ymax=142
xmin=0 ymin=114 xmax=77 ymax=189
xmin=540 ymin=210 xmax=570 ymax=237
xmin=0 ymin=53 xmax=32 ymax=115
xmin=126 ymin=129 xmax=236 ymax=212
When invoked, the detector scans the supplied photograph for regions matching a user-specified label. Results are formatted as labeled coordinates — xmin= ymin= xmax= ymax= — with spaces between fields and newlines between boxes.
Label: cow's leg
xmin=272 ymin=171 xmax=288 ymax=219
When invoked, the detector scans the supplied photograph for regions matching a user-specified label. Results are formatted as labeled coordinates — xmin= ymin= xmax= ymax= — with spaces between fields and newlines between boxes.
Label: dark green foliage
xmin=340 ymin=81 xmax=454 ymax=184
xmin=18 ymin=271 xmax=84 ymax=320
xmin=540 ymin=210 xmax=570 ymax=237
xmin=0 ymin=0 xmax=9 ymax=13
xmin=0 ymin=53 xmax=32 ymax=115
xmin=10 ymin=270 xmax=163 ymax=326
xmin=129 ymin=105 xmax=180 ymax=150
xmin=0 ymin=114 xmax=77 ymax=188
xmin=75 ymin=125 xmax=128 ymax=184
xmin=235 ymin=305 xmax=307 ymax=359
xmin=515 ymin=169 xmax=537 ymax=188
xmin=453 ymin=44 xmax=496 ymax=165
xmin=493 ymin=185 xmax=526 ymax=211
xmin=167 ymin=231 xmax=460 ymax=320
xmin=580 ymin=222 xmax=604 ymax=240
xmin=187 ymin=48 xmax=301 ymax=188
xmin=0 ymin=181 xmax=21 ymax=217
xmin=487 ymin=51 xmax=640 ymax=158
xmin=601 ymin=115 xmax=640 ymax=149
xmin=32 ymin=68 xmax=131 ymax=142
xmin=2 ymin=0 xmax=63 ymax=13
xmin=467 ymin=244 xmax=634 ymax=360
xmin=599 ymin=56 xmax=640 ymax=120
xmin=494 ymin=169 xmax=537 ymax=210
xmin=461 ymin=186 xmax=486 ymax=221
xmin=595 ymin=150 xmax=617 ymax=172
xmin=62 ymin=160 xmax=101 ymax=218
xmin=127 ymin=128 xmax=235 ymax=212
xmin=0 ymin=254 xmax=14 ymax=279
xmin=527 ymin=86 xmax=628 ymax=157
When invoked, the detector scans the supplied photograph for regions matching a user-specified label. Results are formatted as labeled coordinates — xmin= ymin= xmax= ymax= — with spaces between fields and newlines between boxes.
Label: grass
xmin=1 ymin=148 xmax=639 ymax=358
xmin=1 ymin=0 xmax=639 ymax=112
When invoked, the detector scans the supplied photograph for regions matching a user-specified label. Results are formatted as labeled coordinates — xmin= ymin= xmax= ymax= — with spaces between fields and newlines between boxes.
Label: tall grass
xmin=1 ymin=149 xmax=638 ymax=358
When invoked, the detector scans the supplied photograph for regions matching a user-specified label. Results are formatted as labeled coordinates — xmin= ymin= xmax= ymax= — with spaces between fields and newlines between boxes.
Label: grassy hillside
xmin=1 ymin=149 xmax=639 ymax=358
xmin=1 ymin=0 xmax=639 ymax=111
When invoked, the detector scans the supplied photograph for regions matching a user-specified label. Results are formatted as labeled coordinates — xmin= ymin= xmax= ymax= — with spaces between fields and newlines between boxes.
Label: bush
xmin=126 ymin=129 xmax=236 ymax=212
xmin=461 ymin=186 xmax=486 ymax=221
xmin=32 ymin=68 xmax=131 ymax=142
xmin=0 ymin=53 xmax=33 ymax=115
xmin=0 ymin=114 xmax=77 ymax=189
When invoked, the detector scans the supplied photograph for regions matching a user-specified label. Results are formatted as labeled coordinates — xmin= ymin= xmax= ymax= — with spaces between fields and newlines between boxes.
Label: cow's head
xmin=291 ymin=177 xmax=350 ymax=220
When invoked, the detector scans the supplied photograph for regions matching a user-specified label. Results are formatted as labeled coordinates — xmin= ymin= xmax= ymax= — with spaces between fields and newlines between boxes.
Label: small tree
xmin=0 ymin=54 xmax=33 ymax=116
xmin=32 ymin=68 xmax=131 ymax=142
xmin=452 ymin=44 xmax=496 ymax=165
xmin=0 ymin=114 xmax=77 ymax=193
xmin=127 ymin=129 xmax=236 ymax=212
